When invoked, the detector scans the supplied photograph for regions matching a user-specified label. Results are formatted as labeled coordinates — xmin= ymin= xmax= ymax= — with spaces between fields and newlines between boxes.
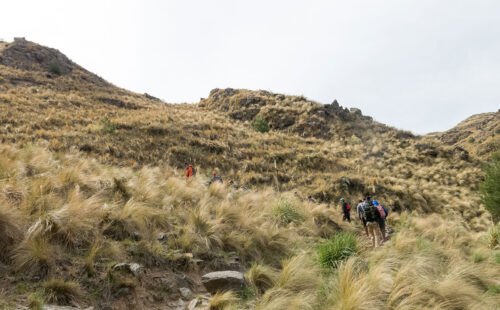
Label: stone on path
xmin=201 ymin=270 xmax=247 ymax=294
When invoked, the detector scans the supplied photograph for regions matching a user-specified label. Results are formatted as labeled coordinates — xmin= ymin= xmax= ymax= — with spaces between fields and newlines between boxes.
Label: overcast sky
xmin=2 ymin=1 xmax=499 ymax=134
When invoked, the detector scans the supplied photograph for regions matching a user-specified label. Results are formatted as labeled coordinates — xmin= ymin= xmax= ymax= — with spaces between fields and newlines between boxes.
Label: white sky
xmin=1 ymin=0 xmax=499 ymax=134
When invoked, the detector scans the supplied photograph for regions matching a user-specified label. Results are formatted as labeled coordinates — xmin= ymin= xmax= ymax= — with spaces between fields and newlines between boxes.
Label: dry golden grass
xmin=1 ymin=40 xmax=499 ymax=309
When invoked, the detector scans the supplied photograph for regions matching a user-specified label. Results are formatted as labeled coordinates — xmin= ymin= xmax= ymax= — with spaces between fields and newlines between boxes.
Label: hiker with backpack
xmin=209 ymin=170 xmax=223 ymax=185
xmin=363 ymin=197 xmax=383 ymax=247
xmin=357 ymin=199 xmax=368 ymax=236
xmin=340 ymin=198 xmax=351 ymax=223
xmin=185 ymin=162 xmax=195 ymax=179
xmin=373 ymin=200 xmax=388 ymax=243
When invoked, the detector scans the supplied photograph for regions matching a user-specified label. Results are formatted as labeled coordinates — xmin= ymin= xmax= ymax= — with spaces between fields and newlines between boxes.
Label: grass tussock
xmin=42 ymin=278 xmax=84 ymax=306
xmin=317 ymin=232 xmax=358 ymax=270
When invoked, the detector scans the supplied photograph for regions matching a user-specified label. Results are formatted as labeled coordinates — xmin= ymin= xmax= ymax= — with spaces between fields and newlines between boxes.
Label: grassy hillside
xmin=0 ymin=40 xmax=488 ymax=213
xmin=430 ymin=110 xmax=500 ymax=159
xmin=0 ymin=39 xmax=499 ymax=309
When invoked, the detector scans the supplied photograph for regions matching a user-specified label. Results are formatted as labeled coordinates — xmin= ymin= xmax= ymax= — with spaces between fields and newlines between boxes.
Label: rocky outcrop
xmin=199 ymin=88 xmax=384 ymax=140
xmin=201 ymin=270 xmax=247 ymax=294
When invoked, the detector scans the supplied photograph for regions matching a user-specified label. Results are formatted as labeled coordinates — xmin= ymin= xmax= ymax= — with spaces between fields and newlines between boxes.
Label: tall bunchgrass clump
xmin=317 ymin=232 xmax=357 ymax=269
xmin=42 ymin=278 xmax=83 ymax=305
xmin=487 ymin=223 xmax=500 ymax=248
xmin=273 ymin=198 xmax=305 ymax=225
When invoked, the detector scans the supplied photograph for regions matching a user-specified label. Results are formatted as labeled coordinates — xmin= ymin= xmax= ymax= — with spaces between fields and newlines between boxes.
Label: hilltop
xmin=0 ymin=39 xmax=499 ymax=309
xmin=430 ymin=110 xmax=500 ymax=159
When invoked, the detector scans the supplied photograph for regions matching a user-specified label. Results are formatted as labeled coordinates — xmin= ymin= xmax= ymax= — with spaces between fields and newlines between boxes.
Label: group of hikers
xmin=340 ymin=197 xmax=389 ymax=247
xmin=185 ymin=163 xmax=224 ymax=185
xmin=186 ymin=163 xmax=388 ymax=247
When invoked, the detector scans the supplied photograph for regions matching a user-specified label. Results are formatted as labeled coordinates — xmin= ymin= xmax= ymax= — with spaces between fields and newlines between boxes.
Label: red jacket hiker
xmin=185 ymin=164 xmax=193 ymax=179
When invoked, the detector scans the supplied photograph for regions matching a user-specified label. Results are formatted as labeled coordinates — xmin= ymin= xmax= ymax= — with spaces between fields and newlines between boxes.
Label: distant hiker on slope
xmin=357 ymin=199 xmax=368 ymax=236
xmin=209 ymin=170 xmax=223 ymax=185
xmin=185 ymin=162 xmax=195 ymax=179
xmin=363 ymin=198 xmax=382 ymax=247
xmin=340 ymin=198 xmax=351 ymax=223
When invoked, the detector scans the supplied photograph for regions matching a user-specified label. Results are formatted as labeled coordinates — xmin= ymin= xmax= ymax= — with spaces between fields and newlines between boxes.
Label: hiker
xmin=185 ymin=162 xmax=194 ymax=179
xmin=307 ymin=194 xmax=315 ymax=203
xmin=209 ymin=171 xmax=223 ymax=185
xmin=357 ymin=199 xmax=368 ymax=236
xmin=340 ymin=198 xmax=351 ymax=223
xmin=373 ymin=200 xmax=388 ymax=243
xmin=363 ymin=199 xmax=383 ymax=248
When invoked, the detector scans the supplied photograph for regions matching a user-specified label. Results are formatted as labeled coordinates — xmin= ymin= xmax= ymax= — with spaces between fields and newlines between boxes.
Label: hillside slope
xmin=0 ymin=39 xmax=499 ymax=309
xmin=0 ymin=40 xmax=485 ymax=214
xmin=430 ymin=110 xmax=500 ymax=158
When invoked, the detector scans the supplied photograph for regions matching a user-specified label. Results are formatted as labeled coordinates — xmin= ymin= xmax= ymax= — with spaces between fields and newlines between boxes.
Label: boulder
xmin=201 ymin=270 xmax=247 ymax=294
xmin=112 ymin=262 xmax=143 ymax=277
xmin=179 ymin=287 xmax=193 ymax=299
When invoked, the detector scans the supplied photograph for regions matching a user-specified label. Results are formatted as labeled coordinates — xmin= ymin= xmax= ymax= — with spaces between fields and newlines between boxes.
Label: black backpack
xmin=364 ymin=205 xmax=377 ymax=222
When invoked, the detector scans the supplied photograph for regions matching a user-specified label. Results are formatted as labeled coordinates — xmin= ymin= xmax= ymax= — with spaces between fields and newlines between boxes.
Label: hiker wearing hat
xmin=372 ymin=200 xmax=387 ymax=243
xmin=209 ymin=170 xmax=223 ymax=185
xmin=340 ymin=198 xmax=351 ymax=223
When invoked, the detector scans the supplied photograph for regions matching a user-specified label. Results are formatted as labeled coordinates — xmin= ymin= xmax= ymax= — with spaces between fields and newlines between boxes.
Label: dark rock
xmin=201 ymin=270 xmax=247 ymax=294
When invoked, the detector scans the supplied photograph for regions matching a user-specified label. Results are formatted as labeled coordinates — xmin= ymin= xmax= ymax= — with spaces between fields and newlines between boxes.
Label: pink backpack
xmin=375 ymin=205 xmax=386 ymax=218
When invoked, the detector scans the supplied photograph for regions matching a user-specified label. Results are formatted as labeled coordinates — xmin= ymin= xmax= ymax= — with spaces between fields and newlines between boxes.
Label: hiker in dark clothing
xmin=340 ymin=198 xmax=351 ymax=223
xmin=209 ymin=171 xmax=223 ymax=185
xmin=363 ymin=199 xmax=383 ymax=247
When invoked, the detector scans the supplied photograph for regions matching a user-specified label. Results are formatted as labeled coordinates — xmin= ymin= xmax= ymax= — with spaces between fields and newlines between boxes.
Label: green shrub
xmin=468 ymin=137 xmax=476 ymax=143
xmin=479 ymin=152 xmax=500 ymax=223
xmin=99 ymin=116 xmax=117 ymax=134
xmin=48 ymin=60 xmax=62 ymax=76
xmin=317 ymin=232 xmax=357 ymax=269
xmin=273 ymin=198 xmax=305 ymax=225
xmin=253 ymin=117 xmax=269 ymax=133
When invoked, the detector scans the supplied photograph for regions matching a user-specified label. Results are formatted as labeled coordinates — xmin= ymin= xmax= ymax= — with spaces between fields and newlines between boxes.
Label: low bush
xmin=253 ymin=116 xmax=269 ymax=133
xmin=99 ymin=116 xmax=117 ymax=134
xmin=48 ymin=60 xmax=62 ymax=76
xmin=317 ymin=232 xmax=357 ymax=269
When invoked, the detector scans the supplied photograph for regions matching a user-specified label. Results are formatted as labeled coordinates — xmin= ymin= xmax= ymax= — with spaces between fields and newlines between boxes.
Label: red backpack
xmin=375 ymin=205 xmax=386 ymax=218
